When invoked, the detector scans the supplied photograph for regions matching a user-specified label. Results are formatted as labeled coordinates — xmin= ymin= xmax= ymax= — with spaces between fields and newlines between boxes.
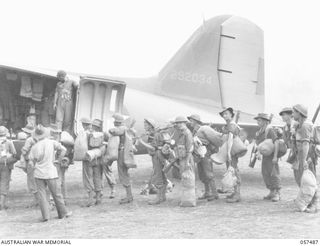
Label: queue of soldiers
xmin=0 ymin=102 xmax=319 ymax=221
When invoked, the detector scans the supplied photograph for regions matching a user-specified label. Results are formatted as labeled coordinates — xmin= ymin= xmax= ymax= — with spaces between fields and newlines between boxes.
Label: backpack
xmin=88 ymin=132 xmax=104 ymax=148
xmin=0 ymin=140 xmax=10 ymax=160
xmin=221 ymin=166 xmax=238 ymax=191
xmin=73 ymin=131 xmax=88 ymax=161
xmin=0 ymin=139 xmax=16 ymax=166
xmin=123 ymin=131 xmax=137 ymax=168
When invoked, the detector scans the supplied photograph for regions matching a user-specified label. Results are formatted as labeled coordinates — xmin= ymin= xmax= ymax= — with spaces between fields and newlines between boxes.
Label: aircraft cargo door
xmin=218 ymin=16 xmax=264 ymax=114
xmin=74 ymin=77 xmax=126 ymax=134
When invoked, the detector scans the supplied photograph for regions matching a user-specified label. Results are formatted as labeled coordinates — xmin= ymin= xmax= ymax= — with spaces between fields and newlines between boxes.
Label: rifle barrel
xmin=312 ymin=103 xmax=320 ymax=124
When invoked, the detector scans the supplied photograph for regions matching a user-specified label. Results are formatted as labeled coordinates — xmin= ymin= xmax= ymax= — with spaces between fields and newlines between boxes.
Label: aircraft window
xmin=110 ymin=89 xmax=118 ymax=112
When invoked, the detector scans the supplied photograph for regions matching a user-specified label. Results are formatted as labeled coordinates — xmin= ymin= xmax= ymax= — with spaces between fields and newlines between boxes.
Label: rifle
xmin=162 ymin=158 xmax=179 ymax=173
xmin=312 ymin=103 xmax=320 ymax=124
xmin=235 ymin=110 xmax=241 ymax=123
xmin=249 ymin=143 xmax=258 ymax=168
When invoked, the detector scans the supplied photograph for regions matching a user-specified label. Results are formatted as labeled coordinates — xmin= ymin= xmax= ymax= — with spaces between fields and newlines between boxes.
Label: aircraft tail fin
xmin=157 ymin=15 xmax=265 ymax=114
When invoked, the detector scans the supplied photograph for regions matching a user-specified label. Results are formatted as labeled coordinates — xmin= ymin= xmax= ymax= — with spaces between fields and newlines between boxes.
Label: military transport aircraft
xmin=0 ymin=15 xmax=270 ymax=155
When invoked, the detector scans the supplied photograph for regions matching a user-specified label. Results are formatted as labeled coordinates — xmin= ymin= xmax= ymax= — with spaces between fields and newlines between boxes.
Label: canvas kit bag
xmin=211 ymin=135 xmax=247 ymax=165
xmin=85 ymin=145 xmax=106 ymax=163
xmin=277 ymin=139 xmax=287 ymax=158
xmin=73 ymin=131 xmax=88 ymax=161
xmin=294 ymin=169 xmax=317 ymax=211
xmin=88 ymin=132 xmax=104 ymax=148
xmin=61 ymin=131 xmax=75 ymax=146
xmin=180 ymin=168 xmax=196 ymax=207
xmin=197 ymin=125 xmax=223 ymax=148
xmin=102 ymin=135 xmax=120 ymax=164
xmin=258 ymin=138 xmax=275 ymax=157
xmin=123 ymin=132 xmax=137 ymax=168
xmin=221 ymin=166 xmax=237 ymax=191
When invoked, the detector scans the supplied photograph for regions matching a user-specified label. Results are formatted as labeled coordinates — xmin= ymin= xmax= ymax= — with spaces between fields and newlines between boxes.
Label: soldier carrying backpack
xmin=0 ymin=126 xmax=17 ymax=210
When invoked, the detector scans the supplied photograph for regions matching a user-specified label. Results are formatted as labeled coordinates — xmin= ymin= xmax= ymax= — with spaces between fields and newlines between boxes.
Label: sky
xmin=0 ymin=0 xmax=320 ymax=118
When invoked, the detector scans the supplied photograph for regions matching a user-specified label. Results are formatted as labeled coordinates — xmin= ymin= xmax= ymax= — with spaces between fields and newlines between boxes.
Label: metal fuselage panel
xmin=157 ymin=15 xmax=264 ymax=115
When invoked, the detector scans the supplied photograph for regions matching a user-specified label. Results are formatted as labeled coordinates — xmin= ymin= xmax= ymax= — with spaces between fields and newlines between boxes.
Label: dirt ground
xmin=0 ymin=149 xmax=320 ymax=239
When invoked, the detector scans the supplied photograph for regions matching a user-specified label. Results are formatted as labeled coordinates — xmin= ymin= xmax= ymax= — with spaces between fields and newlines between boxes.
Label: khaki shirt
xmin=146 ymin=131 xmax=164 ymax=156
xmin=222 ymin=121 xmax=240 ymax=137
xmin=174 ymin=127 xmax=193 ymax=154
xmin=282 ymin=121 xmax=296 ymax=148
xmin=292 ymin=120 xmax=313 ymax=169
xmin=294 ymin=121 xmax=313 ymax=143
xmin=29 ymin=138 xmax=66 ymax=179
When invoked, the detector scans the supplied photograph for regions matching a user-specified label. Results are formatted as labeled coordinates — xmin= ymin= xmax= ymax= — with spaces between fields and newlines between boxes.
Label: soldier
xmin=0 ymin=126 xmax=17 ymax=210
xmin=91 ymin=119 xmax=116 ymax=200
xmin=292 ymin=104 xmax=318 ymax=213
xmin=139 ymin=119 xmax=169 ymax=205
xmin=96 ymin=119 xmax=116 ymax=199
xmin=109 ymin=113 xmax=134 ymax=204
xmin=19 ymin=124 xmax=39 ymax=207
xmin=53 ymin=70 xmax=79 ymax=132
xmin=102 ymin=162 xmax=116 ymax=199
xmin=79 ymin=118 xmax=97 ymax=207
xmin=84 ymin=119 xmax=104 ymax=206
xmin=29 ymin=125 xmax=72 ymax=222
xmin=187 ymin=114 xmax=219 ymax=201
xmin=279 ymin=107 xmax=298 ymax=166
xmin=279 ymin=107 xmax=295 ymax=148
xmin=255 ymin=113 xmax=281 ymax=202
xmin=18 ymin=124 xmax=34 ymax=140
xmin=49 ymin=123 xmax=73 ymax=204
xmin=220 ymin=108 xmax=242 ymax=203
xmin=172 ymin=116 xmax=195 ymax=206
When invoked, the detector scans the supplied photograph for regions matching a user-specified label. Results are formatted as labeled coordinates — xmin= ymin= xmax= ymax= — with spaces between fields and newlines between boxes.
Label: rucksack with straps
xmin=0 ymin=139 xmax=16 ymax=166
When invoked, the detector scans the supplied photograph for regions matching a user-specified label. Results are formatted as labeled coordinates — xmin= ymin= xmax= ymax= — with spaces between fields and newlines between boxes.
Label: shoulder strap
xmin=265 ymin=125 xmax=272 ymax=139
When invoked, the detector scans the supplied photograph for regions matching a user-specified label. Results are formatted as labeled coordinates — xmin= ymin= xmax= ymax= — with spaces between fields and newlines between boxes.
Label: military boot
xmin=0 ymin=195 xmax=5 ymax=210
xmin=271 ymin=190 xmax=281 ymax=202
xmin=0 ymin=195 xmax=8 ymax=210
xmin=263 ymin=189 xmax=275 ymax=200
xmin=198 ymin=183 xmax=210 ymax=200
xmin=305 ymin=192 xmax=319 ymax=213
xmin=217 ymin=188 xmax=229 ymax=194
xmin=226 ymin=185 xmax=241 ymax=203
xmin=119 ymin=185 xmax=133 ymax=204
xmin=86 ymin=191 xmax=95 ymax=207
xmin=226 ymin=186 xmax=236 ymax=199
xmin=95 ymin=191 xmax=102 ymax=205
xmin=161 ymin=185 xmax=167 ymax=202
xmin=148 ymin=188 xmax=161 ymax=205
xmin=207 ymin=180 xmax=219 ymax=201
xmin=148 ymin=185 xmax=167 ymax=205
xmin=226 ymin=190 xmax=235 ymax=199
xmin=109 ymin=185 xmax=115 ymax=199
